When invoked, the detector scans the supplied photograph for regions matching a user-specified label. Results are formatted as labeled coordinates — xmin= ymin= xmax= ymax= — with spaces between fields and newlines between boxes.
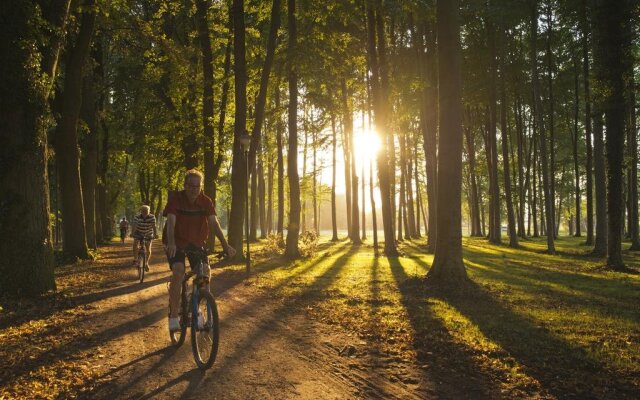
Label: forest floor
xmin=1 ymin=235 xmax=639 ymax=399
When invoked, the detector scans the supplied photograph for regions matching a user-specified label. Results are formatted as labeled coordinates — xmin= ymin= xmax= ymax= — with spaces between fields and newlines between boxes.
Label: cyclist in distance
xmin=119 ymin=217 xmax=129 ymax=243
xmin=131 ymin=205 xmax=157 ymax=270
xmin=164 ymin=169 xmax=236 ymax=332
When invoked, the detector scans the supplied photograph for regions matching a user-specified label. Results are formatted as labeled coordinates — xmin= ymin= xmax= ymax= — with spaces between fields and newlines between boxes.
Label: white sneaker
xmin=168 ymin=317 xmax=181 ymax=331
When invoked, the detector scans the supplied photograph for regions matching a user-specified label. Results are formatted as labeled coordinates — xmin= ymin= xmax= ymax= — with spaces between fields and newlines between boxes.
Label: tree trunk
xmin=628 ymin=74 xmax=640 ymax=250
xmin=80 ymin=73 xmax=98 ymax=250
xmin=464 ymin=123 xmax=481 ymax=236
xmin=572 ymin=58 xmax=582 ymax=237
xmin=500 ymin=54 xmax=517 ymax=247
xmin=195 ymin=0 xmax=216 ymax=251
xmin=414 ymin=145 xmax=422 ymax=237
xmin=592 ymin=111 xmax=608 ymax=256
xmin=426 ymin=0 xmax=467 ymax=286
xmin=366 ymin=0 xmax=397 ymax=256
xmin=53 ymin=2 xmax=96 ymax=260
xmin=487 ymin=17 xmax=501 ymax=244
xmin=421 ymin=20 xmax=438 ymax=254
xmin=267 ymin=155 xmax=274 ymax=234
xmin=591 ymin=0 xmax=632 ymax=268
xmin=515 ymin=96 xmax=527 ymax=238
xmin=228 ymin=0 xmax=249 ymax=256
xmin=276 ymin=83 xmax=285 ymax=236
xmin=406 ymin=137 xmax=417 ymax=238
xmin=331 ymin=115 xmax=339 ymax=241
xmin=531 ymin=1 xmax=555 ymax=253
xmin=0 ymin=0 xmax=71 ymax=295
xmin=285 ymin=0 xmax=301 ymax=258
xmin=249 ymin=0 xmax=281 ymax=241
xmin=582 ymin=1 xmax=594 ymax=245
xmin=546 ymin=2 xmax=557 ymax=239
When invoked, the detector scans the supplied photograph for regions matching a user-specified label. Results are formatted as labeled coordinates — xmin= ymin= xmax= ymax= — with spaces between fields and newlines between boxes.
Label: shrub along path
xmin=1 ymin=236 xmax=638 ymax=399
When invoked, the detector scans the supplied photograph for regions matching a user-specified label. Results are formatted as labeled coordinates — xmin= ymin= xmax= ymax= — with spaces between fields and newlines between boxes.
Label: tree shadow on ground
xmin=387 ymin=257 xmax=499 ymax=399
xmin=461 ymin=245 xmax=640 ymax=322
xmin=82 ymin=242 xmax=354 ymax=399
xmin=397 ymin=243 xmax=639 ymax=399
xmin=442 ymin=280 xmax=639 ymax=399
xmin=210 ymin=244 xmax=358 ymax=375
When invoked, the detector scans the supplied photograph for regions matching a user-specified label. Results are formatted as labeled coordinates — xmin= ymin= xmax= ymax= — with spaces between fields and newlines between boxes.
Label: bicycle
xmin=169 ymin=248 xmax=224 ymax=370
xmin=135 ymin=237 xmax=151 ymax=283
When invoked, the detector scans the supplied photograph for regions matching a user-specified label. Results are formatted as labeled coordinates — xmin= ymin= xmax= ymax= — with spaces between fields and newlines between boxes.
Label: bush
xmin=263 ymin=233 xmax=285 ymax=255
xmin=299 ymin=230 xmax=319 ymax=257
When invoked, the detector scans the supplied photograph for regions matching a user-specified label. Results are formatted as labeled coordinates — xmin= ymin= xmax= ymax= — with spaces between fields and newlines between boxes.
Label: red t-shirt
xmin=163 ymin=191 xmax=216 ymax=248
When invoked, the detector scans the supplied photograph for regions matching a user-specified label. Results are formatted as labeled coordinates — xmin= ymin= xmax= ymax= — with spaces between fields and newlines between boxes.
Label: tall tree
xmin=285 ymin=0 xmax=301 ymax=258
xmin=248 ymin=0 xmax=281 ymax=241
xmin=195 ymin=0 xmax=216 ymax=251
xmin=591 ymin=0 xmax=633 ymax=269
xmin=0 ymin=0 xmax=72 ymax=295
xmin=531 ymin=0 xmax=555 ymax=254
xmin=53 ymin=0 xmax=96 ymax=260
xmin=426 ymin=0 xmax=468 ymax=286
xmin=582 ymin=0 xmax=594 ymax=245
xmin=228 ymin=0 xmax=249 ymax=257
xmin=367 ymin=0 xmax=398 ymax=256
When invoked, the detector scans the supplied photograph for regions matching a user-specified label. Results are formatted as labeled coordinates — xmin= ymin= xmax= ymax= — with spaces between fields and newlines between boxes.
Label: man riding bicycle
xmin=131 ymin=205 xmax=157 ymax=271
xmin=164 ymin=169 xmax=236 ymax=332
xmin=119 ymin=217 xmax=129 ymax=243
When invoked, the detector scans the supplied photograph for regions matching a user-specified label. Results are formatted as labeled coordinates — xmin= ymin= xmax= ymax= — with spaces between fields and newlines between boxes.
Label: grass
xmin=247 ymin=235 xmax=640 ymax=399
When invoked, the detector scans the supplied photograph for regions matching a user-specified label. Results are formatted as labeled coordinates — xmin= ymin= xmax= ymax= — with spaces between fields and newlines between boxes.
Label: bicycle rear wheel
xmin=191 ymin=290 xmax=219 ymax=370
xmin=137 ymin=254 xmax=145 ymax=283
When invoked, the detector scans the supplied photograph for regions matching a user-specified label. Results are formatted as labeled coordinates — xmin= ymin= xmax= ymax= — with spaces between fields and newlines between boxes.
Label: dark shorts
xmin=167 ymin=245 xmax=207 ymax=270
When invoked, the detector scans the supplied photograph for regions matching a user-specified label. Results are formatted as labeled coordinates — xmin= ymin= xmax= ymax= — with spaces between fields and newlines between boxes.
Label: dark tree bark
xmin=464 ymin=122 xmax=482 ymax=236
xmin=275 ymin=82 xmax=285 ymax=236
xmin=406 ymin=135 xmax=416 ymax=238
xmin=249 ymin=0 xmax=281 ymax=242
xmin=515 ymin=96 xmax=527 ymax=238
xmin=366 ymin=0 xmax=397 ymax=256
xmin=500 ymin=53 xmax=518 ymax=248
xmin=546 ymin=1 xmax=557 ymax=239
xmin=195 ymin=0 xmax=216 ymax=251
xmin=487 ymin=16 xmax=501 ymax=245
xmin=531 ymin=0 xmax=555 ymax=254
xmin=572 ymin=58 xmax=582 ymax=237
xmin=426 ymin=0 xmax=468 ymax=286
xmin=228 ymin=0 xmax=249 ymax=256
xmin=628 ymin=74 xmax=640 ymax=250
xmin=267 ymin=155 xmax=274 ymax=234
xmin=258 ymin=153 xmax=267 ymax=238
xmin=591 ymin=0 xmax=633 ymax=269
xmin=592 ymin=111 xmax=607 ymax=256
xmin=80 ymin=72 xmax=99 ymax=250
xmin=331 ymin=115 xmax=339 ymax=241
xmin=53 ymin=1 xmax=96 ymax=260
xmin=0 ymin=0 xmax=72 ymax=295
xmin=97 ymin=118 xmax=111 ymax=241
xmin=284 ymin=0 xmax=301 ymax=258
xmin=421 ymin=19 xmax=438 ymax=253
xmin=582 ymin=1 xmax=594 ymax=245
xmin=414 ymin=145 xmax=422 ymax=237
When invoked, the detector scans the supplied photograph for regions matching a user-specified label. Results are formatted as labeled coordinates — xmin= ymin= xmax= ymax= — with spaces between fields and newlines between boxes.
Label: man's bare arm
xmin=208 ymin=215 xmax=235 ymax=256
xmin=166 ymin=214 xmax=177 ymax=258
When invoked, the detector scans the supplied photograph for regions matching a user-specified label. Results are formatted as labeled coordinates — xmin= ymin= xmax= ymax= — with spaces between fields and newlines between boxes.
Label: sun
xmin=352 ymin=128 xmax=382 ymax=164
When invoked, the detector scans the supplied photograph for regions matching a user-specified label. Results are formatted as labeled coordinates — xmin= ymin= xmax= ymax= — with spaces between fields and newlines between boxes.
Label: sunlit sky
xmin=308 ymin=110 xmax=382 ymax=213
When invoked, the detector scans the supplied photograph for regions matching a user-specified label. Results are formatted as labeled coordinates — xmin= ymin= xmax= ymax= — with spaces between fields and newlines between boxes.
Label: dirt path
xmin=76 ymin=241 xmax=431 ymax=399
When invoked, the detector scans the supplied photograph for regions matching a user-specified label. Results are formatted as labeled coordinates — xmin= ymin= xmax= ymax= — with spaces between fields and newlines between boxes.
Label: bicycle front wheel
xmin=191 ymin=290 xmax=219 ymax=370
